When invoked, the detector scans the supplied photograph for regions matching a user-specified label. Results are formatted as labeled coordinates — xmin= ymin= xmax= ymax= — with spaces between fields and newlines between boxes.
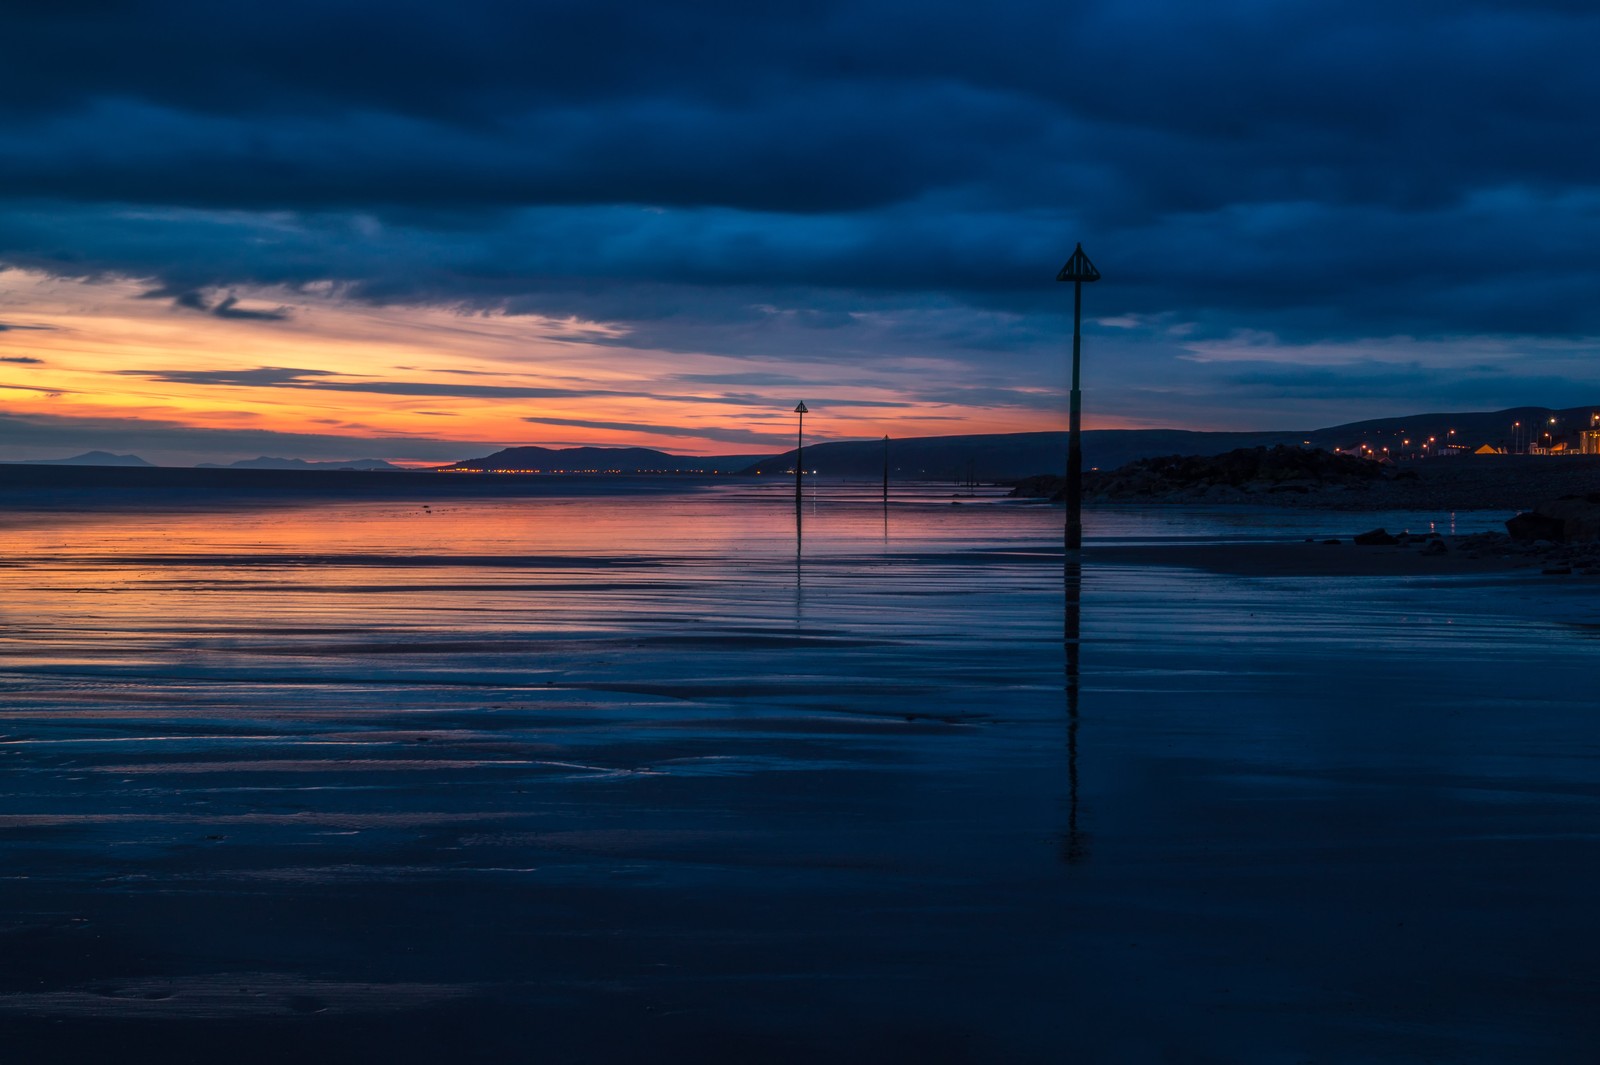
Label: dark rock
xmin=1353 ymin=528 xmax=1399 ymax=546
xmin=1536 ymin=495 xmax=1600 ymax=542
xmin=1507 ymin=510 xmax=1565 ymax=542
xmin=1542 ymin=566 xmax=1573 ymax=575
xmin=1420 ymin=539 xmax=1448 ymax=556
xmin=1321 ymin=539 xmax=1341 ymax=545
xmin=1007 ymin=474 xmax=1064 ymax=500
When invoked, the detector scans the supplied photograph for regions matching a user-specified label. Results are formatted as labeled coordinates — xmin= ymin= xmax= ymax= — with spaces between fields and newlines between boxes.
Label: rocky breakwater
xmin=1010 ymin=445 xmax=1395 ymax=503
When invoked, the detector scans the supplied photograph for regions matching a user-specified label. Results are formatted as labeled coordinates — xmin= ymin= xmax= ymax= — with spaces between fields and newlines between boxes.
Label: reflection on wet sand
xmin=1 ymin=484 xmax=1598 ymax=1061
xmin=1062 ymin=556 xmax=1086 ymax=864
xmin=795 ymin=492 xmax=804 ymax=607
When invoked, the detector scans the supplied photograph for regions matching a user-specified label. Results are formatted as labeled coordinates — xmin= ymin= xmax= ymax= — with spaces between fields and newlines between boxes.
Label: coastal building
xmin=1582 ymin=430 xmax=1600 ymax=455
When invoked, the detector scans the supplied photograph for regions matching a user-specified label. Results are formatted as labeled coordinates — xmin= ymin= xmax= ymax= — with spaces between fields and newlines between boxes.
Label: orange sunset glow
xmin=0 ymin=270 xmax=1095 ymax=466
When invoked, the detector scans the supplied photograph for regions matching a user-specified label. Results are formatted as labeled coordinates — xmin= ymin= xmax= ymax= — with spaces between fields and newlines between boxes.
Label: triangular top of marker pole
xmin=794 ymin=401 xmax=808 ymax=414
xmin=1056 ymin=243 xmax=1101 ymax=283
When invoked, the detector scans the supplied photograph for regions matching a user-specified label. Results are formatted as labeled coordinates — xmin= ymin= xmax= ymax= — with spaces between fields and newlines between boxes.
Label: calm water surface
xmin=0 ymin=482 xmax=1595 ymax=1063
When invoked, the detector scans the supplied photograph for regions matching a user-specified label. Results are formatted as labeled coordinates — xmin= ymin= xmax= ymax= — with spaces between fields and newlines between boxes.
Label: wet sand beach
xmin=1 ymin=482 xmax=1596 ymax=1063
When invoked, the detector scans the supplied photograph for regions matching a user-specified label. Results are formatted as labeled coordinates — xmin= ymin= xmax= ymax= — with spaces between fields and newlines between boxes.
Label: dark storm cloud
xmin=6 ymin=2 xmax=1598 ymax=216
xmin=124 ymin=366 xmax=338 ymax=387
xmin=309 ymin=381 xmax=627 ymax=400
xmin=118 ymin=366 xmax=636 ymax=400
xmin=5 ymin=0 xmax=1600 ymax=420
xmin=672 ymin=372 xmax=815 ymax=386
xmin=115 ymin=365 xmax=900 ymax=409
xmin=138 ymin=286 xmax=292 ymax=321
xmin=140 ymin=286 xmax=210 ymax=314
xmin=688 ymin=391 xmax=915 ymax=409
xmin=0 ymin=407 xmax=484 ymax=464
xmin=212 ymin=295 xmax=292 ymax=321
xmin=0 ymin=383 xmax=71 ymax=395
xmin=910 ymin=386 xmax=1064 ymax=412
xmin=523 ymin=417 xmax=783 ymax=447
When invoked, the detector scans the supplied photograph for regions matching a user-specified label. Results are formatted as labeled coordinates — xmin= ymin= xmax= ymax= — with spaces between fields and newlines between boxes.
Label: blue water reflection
xmin=0 ymin=483 xmax=1591 ymax=1062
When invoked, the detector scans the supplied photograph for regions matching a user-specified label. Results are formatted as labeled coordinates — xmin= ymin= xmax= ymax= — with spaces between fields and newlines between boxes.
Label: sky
xmin=2 ymin=0 xmax=1598 ymax=465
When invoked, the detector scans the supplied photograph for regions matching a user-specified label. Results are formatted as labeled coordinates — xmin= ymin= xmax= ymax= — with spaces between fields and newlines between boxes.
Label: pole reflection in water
xmin=1060 ymin=556 xmax=1087 ymax=864
xmin=794 ymin=489 xmax=804 ymax=607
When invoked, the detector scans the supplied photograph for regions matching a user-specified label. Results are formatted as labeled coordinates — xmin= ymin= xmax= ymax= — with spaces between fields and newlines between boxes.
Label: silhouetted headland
xmin=1012 ymin=446 xmax=1600 ymax=512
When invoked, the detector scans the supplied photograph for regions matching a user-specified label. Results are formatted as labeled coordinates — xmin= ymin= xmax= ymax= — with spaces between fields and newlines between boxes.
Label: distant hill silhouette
xmin=736 ymin=405 xmax=1600 ymax=480
xmin=1012 ymin=445 xmax=1396 ymax=502
xmin=197 ymin=456 xmax=403 ymax=471
xmin=737 ymin=430 xmax=1292 ymax=480
xmin=444 ymin=445 xmax=766 ymax=474
xmin=22 ymin=450 xmax=154 ymax=467
xmin=15 ymin=404 xmax=1595 ymax=481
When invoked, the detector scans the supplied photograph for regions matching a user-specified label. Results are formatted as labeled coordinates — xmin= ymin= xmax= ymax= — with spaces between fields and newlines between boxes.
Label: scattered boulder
xmin=1536 ymin=494 xmax=1600 ymax=542
xmin=1420 ymin=539 xmax=1448 ymax=556
xmin=1508 ymin=505 xmax=1580 ymax=543
xmin=1353 ymin=528 xmax=1399 ymax=546
xmin=1008 ymin=474 xmax=1063 ymax=500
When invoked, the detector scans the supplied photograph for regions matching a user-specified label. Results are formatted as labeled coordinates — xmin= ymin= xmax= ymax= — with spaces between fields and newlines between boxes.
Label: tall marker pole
xmin=1056 ymin=244 xmax=1101 ymax=552
xmin=793 ymin=401 xmax=808 ymax=558
xmin=883 ymin=431 xmax=896 ymax=505
xmin=794 ymin=401 xmax=808 ymax=513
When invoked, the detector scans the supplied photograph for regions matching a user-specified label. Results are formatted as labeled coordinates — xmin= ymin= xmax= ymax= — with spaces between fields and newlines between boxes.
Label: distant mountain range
xmin=11 ymin=405 xmax=1596 ymax=479
xmin=21 ymin=451 xmax=155 ymax=467
xmin=729 ymin=404 xmax=1600 ymax=480
xmin=442 ymin=445 xmax=768 ymax=474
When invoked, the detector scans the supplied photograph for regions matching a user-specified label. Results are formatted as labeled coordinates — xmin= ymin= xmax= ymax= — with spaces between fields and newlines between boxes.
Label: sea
xmin=0 ymin=479 xmax=1595 ymax=1062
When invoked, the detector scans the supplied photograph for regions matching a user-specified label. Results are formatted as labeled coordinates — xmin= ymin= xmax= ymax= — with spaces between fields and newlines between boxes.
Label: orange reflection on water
xmin=0 ymin=482 xmax=1057 ymax=688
